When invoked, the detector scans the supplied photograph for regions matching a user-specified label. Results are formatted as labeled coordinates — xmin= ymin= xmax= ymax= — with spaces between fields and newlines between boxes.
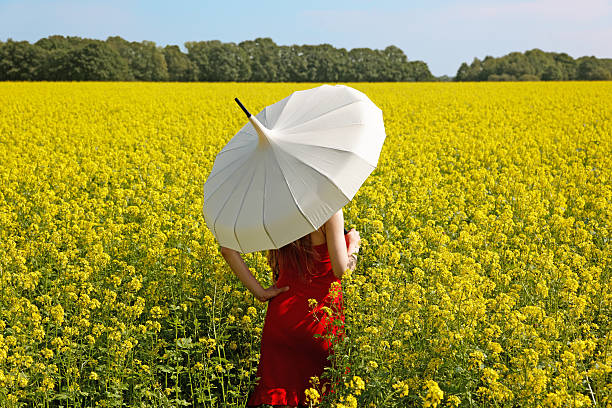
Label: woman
xmin=220 ymin=208 xmax=361 ymax=408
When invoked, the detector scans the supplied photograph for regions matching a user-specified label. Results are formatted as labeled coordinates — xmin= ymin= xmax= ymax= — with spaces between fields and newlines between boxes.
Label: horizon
xmin=1 ymin=0 xmax=611 ymax=77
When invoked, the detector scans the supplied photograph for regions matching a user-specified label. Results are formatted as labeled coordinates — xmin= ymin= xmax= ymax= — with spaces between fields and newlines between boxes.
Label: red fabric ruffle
xmin=247 ymin=387 xmax=308 ymax=407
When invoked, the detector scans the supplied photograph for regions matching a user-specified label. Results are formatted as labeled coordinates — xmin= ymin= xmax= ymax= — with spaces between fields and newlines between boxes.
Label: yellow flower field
xmin=0 ymin=81 xmax=610 ymax=407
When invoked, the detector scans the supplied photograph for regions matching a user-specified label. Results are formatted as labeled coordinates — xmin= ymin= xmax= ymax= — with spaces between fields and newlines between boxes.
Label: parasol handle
xmin=234 ymin=98 xmax=251 ymax=118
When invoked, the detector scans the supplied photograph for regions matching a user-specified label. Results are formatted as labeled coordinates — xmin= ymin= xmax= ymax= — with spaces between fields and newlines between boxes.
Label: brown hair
xmin=267 ymin=227 xmax=325 ymax=283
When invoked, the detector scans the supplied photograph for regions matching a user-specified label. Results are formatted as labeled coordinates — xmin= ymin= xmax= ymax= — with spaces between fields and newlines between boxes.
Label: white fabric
xmin=203 ymin=84 xmax=386 ymax=253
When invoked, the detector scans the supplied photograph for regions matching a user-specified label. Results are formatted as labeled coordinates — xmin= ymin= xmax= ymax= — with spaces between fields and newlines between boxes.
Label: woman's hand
xmin=256 ymin=284 xmax=290 ymax=303
xmin=327 ymin=210 xmax=361 ymax=278
xmin=347 ymin=228 xmax=361 ymax=255
xmin=220 ymin=246 xmax=285 ymax=302
xmin=220 ymin=246 xmax=289 ymax=303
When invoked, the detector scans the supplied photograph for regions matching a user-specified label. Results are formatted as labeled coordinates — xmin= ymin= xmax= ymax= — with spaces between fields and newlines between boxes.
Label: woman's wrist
xmin=347 ymin=252 xmax=357 ymax=270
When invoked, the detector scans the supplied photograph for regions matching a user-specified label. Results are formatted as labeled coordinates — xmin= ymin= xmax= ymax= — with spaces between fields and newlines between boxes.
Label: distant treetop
xmin=0 ymin=35 xmax=434 ymax=82
xmin=1 ymin=36 xmax=610 ymax=82
xmin=455 ymin=48 xmax=612 ymax=81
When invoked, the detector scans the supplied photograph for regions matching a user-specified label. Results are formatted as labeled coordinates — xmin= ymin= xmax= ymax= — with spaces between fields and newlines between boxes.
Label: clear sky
xmin=1 ymin=0 xmax=610 ymax=77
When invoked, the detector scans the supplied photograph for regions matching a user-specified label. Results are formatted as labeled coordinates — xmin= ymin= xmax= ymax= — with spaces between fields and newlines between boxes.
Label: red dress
xmin=246 ymin=235 xmax=348 ymax=407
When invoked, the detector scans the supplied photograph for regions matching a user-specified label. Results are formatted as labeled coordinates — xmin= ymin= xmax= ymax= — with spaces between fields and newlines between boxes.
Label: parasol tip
xmin=234 ymin=98 xmax=251 ymax=118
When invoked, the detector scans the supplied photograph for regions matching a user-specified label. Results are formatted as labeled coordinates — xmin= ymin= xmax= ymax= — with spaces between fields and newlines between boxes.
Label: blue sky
xmin=1 ymin=0 xmax=610 ymax=77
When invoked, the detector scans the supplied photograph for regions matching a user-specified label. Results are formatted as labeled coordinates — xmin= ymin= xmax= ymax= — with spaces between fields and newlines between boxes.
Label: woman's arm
xmin=326 ymin=209 xmax=360 ymax=279
xmin=220 ymin=247 xmax=289 ymax=303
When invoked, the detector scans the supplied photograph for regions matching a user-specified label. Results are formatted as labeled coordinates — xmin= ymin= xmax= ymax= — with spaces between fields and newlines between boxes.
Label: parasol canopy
xmin=203 ymin=84 xmax=386 ymax=253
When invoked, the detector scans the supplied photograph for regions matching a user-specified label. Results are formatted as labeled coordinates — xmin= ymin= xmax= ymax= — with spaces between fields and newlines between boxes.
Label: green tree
xmin=348 ymin=48 xmax=383 ymax=81
xmin=552 ymin=52 xmax=578 ymax=80
xmin=525 ymin=48 xmax=556 ymax=79
xmin=381 ymin=45 xmax=411 ymax=81
xmin=315 ymin=44 xmax=349 ymax=82
xmin=34 ymin=35 xmax=108 ymax=81
xmin=542 ymin=64 xmax=563 ymax=81
xmin=488 ymin=73 xmax=516 ymax=81
xmin=297 ymin=45 xmax=321 ymax=82
xmin=163 ymin=45 xmax=198 ymax=81
xmin=107 ymin=37 xmax=168 ymax=81
xmin=39 ymin=47 xmax=71 ymax=80
xmin=518 ymin=73 xmax=540 ymax=81
xmin=407 ymin=60 xmax=434 ymax=81
xmin=186 ymin=40 xmax=250 ymax=81
xmin=209 ymin=42 xmax=250 ymax=81
xmin=597 ymin=58 xmax=612 ymax=77
xmin=62 ymin=42 xmax=131 ymax=81
xmin=577 ymin=57 xmax=612 ymax=80
xmin=300 ymin=44 xmax=341 ymax=82
xmin=453 ymin=50 xmax=597 ymax=82
xmin=185 ymin=40 xmax=212 ymax=81
xmin=277 ymin=45 xmax=308 ymax=82
xmin=0 ymin=39 xmax=47 ymax=80
xmin=35 ymin=35 xmax=91 ymax=51
xmin=455 ymin=62 xmax=470 ymax=81
xmin=455 ymin=57 xmax=485 ymax=81
xmin=496 ymin=52 xmax=535 ymax=78
xmin=238 ymin=37 xmax=280 ymax=81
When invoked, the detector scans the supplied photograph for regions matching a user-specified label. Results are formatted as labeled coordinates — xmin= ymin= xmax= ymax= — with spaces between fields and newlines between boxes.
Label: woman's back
xmin=274 ymin=232 xmax=348 ymax=295
xmin=309 ymin=228 xmax=327 ymax=246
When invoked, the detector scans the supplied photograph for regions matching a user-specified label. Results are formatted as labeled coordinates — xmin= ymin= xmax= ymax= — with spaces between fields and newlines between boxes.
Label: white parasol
xmin=203 ymin=84 xmax=386 ymax=253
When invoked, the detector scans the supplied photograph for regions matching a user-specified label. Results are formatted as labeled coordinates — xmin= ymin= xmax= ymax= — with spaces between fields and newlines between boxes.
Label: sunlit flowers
xmin=0 ymin=81 xmax=610 ymax=407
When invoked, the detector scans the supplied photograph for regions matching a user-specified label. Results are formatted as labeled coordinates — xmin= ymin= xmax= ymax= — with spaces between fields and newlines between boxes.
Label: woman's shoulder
xmin=309 ymin=226 xmax=327 ymax=247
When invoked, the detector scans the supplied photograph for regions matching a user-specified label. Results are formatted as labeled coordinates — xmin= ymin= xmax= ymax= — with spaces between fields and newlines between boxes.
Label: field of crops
xmin=0 ymin=81 xmax=610 ymax=407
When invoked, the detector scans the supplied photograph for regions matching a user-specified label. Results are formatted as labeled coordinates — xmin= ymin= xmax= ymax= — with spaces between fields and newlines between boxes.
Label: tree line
xmin=456 ymin=48 xmax=612 ymax=81
xmin=0 ymin=35 xmax=433 ymax=82
xmin=1 ymin=35 xmax=611 ymax=82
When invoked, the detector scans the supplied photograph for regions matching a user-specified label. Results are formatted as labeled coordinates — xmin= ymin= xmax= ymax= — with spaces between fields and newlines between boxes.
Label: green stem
xmin=211 ymin=281 xmax=226 ymax=404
